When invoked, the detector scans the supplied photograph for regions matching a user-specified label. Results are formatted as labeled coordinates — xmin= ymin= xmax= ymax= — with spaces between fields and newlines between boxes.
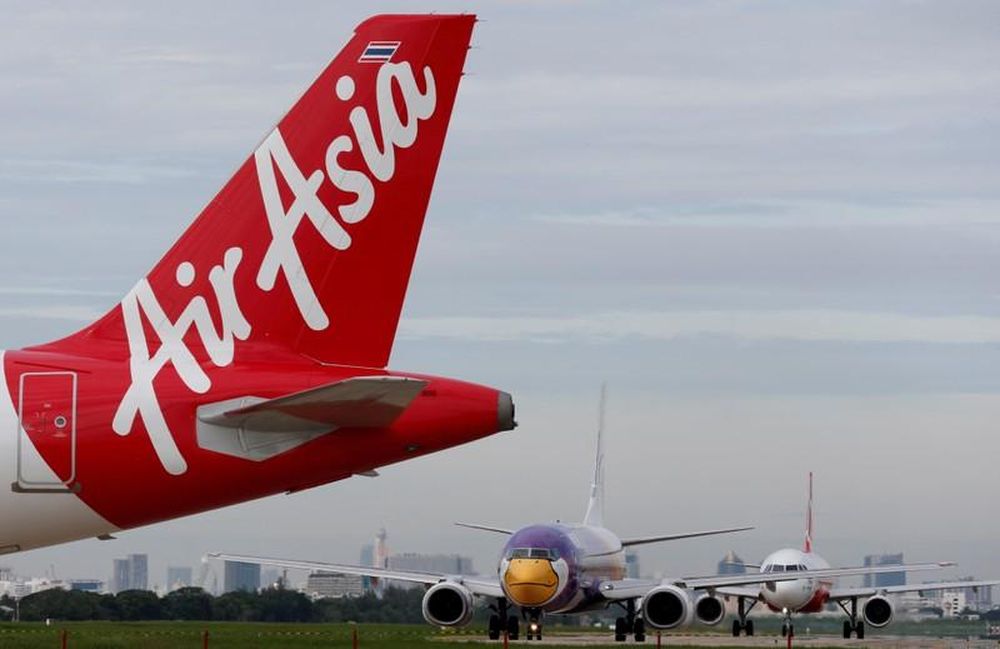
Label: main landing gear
xmin=614 ymin=599 xmax=646 ymax=642
xmin=487 ymin=598 xmax=520 ymax=640
xmin=731 ymin=596 xmax=757 ymax=637
xmin=837 ymin=597 xmax=865 ymax=639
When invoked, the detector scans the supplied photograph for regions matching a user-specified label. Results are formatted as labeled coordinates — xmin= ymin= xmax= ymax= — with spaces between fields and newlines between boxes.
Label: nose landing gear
xmin=524 ymin=608 xmax=543 ymax=640
xmin=780 ymin=608 xmax=794 ymax=639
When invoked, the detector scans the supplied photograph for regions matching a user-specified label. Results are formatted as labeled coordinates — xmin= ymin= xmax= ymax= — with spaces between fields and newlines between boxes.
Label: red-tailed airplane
xmin=720 ymin=473 xmax=999 ymax=639
xmin=0 ymin=14 xmax=516 ymax=555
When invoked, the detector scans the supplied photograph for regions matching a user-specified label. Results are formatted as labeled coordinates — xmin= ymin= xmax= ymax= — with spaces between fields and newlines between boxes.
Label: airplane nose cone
xmin=497 ymin=391 xmax=516 ymax=431
xmin=503 ymin=559 xmax=558 ymax=606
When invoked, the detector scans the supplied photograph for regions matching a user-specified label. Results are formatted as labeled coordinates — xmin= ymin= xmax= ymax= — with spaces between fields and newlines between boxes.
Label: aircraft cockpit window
xmin=785 ymin=564 xmax=799 ymax=571
xmin=799 ymin=564 xmax=807 ymax=571
xmin=771 ymin=565 xmax=785 ymax=572
xmin=510 ymin=548 xmax=558 ymax=560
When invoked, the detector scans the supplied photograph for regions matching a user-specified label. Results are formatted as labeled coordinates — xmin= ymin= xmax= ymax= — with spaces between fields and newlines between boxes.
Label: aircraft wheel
xmin=634 ymin=618 xmax=645 ymax=642
xmin=488 ymin=614 xmax=501 ymax=640
xmin=615 ymin=617 xmax=627 ymax=642
xmin=745 ymin=620 xmax=754 ymax=636
xmin=842 ymin=620 xmax=851 ymax=639
xmin=788 ymin=623 xmax=794 ymax=638
xmin=781 ymin=623 xmax=787 ymax=638
xmin=855 ymin=621 xmax=865 ymax=639
xmin=732 ymin=620 xmax=741 ymax=637
xmin=507 ymin=616 xmax=519 ymax=640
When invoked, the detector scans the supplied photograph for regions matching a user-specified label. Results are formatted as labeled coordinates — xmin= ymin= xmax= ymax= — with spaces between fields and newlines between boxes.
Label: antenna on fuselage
xmin=804 ymin=471 xmax=814 ymax=553
xmin=583 ymin=383 xmax=606 ymax=527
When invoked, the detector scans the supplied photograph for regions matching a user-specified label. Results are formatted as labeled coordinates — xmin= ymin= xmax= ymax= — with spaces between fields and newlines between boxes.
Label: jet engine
xmin=641 ymin=585 xmax=693 ymax=630
xmin=422 ymin=582 xmax=475 ymax=627
xmin=862 ymin=595 xmax=894 ymax=628
xmin=693 ymin=593 xmax=725 ymax=626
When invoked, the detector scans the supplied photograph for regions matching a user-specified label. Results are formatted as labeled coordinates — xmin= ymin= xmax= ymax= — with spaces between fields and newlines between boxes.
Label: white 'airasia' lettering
xmin=113 ymin=249 xmax=250 ymax=475
xmin=115 ymin=61 xmax=438 ymax=475
xmin=255 ymin=61 xmax=436 ymax=330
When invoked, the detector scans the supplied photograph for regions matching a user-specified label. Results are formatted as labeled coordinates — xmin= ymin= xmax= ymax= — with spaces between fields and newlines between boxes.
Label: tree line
xmin=1 ymin=586 xmax=428 ymax=623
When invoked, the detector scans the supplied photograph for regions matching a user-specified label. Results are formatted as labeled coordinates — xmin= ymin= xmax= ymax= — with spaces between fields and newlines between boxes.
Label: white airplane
xmin=720 ymin=473 xmax=1000 ymax=639
xmin=213 ymin=396 xmax=954 ymax=643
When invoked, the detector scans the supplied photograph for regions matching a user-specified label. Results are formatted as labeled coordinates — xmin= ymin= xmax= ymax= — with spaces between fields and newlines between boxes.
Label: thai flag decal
xmin=359 ymin=41 xmax=401 ymax=63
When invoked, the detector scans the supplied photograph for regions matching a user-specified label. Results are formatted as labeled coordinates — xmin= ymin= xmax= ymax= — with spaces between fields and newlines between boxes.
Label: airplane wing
xmin=596 ymin=562 xmax=955 ymax=602
xmin=208 ymin=553 xmax=504 ymax=598
xmin=829 ymin=579 xmax=1000 ymax=601
xmin=454 ymin=522 xmax=515 ymax=535
xmin=619 ymin=526 xmax=754 ymax=547
xmin=714 ymin=586 xmax=761 ymax=599
xmin=198 ymin=376 xmax=428 ymax=432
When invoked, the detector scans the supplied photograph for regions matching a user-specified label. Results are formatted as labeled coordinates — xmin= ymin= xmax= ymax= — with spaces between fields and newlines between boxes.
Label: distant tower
xmin=112 ymin=559 xmax=130 ymax=593
xmin=718 ymin=550 xmax=746 ymax=575
xmin=863 ymin=553 xmax=904 ymax=588
xmin=625 ymin=552 xmax=640 ymax=579
xmin=127 ymin=554 xmax=148 ymax=591
xmin=373 ymin=528 xmax=390 ymax=596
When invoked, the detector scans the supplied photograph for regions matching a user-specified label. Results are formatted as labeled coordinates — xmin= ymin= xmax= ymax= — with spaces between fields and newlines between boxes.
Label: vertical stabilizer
xmin=583 ymin=384 xmax=606 ymax=527
xmin=804 ymin=471 xmax=814 ymax=553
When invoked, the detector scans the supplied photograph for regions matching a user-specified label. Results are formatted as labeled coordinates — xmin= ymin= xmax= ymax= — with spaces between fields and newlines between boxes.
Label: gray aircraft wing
xmin=596 ymin=562 xmax=954 ymax=602
xmin=208 ymin=552 xmax=504 ymax=598
xmin=829 ymin=579 xmax=1000 ymax=601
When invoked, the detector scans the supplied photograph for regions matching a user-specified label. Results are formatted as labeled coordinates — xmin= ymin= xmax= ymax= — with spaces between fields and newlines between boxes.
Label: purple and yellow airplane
xmin=213 ymin=393 xmax=951 ymax=642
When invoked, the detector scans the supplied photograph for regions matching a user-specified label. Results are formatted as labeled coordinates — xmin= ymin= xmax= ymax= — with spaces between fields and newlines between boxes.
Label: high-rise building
xmin=224 ymin=561 xmax=261 ymax=593
xmin=359 ymin=544 xmax=375 ymax=592
xmin=625 ymin=552 xmax=640 ymax=579
xmin=959 ymin=576 xmax=993 ymax=612
xmin=128 ymin=554 xmax=148 ymax=591
xmin=166 ymin=566 xmax=193 ymax=592
xmin=112 ymin=559 xmax=130 ymax=593
xmin=373 ymin=529 xmax=390 ymax=596
xmin=111 ymin=554 xmax=148 ymax=592
xmin=863 ymin=553 xmax=904 ymax=589
xmin=718 ymin=550 xmax=746 ymax=576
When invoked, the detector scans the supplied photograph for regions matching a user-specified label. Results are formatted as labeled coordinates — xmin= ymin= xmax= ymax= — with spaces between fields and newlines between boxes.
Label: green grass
xmin=0 ymin=619 xmax=991 ymax=648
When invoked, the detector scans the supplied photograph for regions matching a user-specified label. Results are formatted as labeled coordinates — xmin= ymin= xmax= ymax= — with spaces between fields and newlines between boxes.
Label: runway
xmin=442 ymin=632 xmax=1000 ymax=647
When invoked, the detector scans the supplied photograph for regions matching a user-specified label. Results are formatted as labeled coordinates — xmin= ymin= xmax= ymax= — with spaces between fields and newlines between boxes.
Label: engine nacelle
xmin=863 ymin=595 xmax=894 ymax=628
xmin=422 ymin=582 xmax=475 ymax=627
xmin=641 ymin=585 xmax=693 ymax=630
xmin=693 ymin=593 xmax=725 ymax=626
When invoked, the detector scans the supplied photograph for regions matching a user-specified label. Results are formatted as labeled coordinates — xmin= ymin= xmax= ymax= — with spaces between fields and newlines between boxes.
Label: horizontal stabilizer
xmin=620 ymin=525 xmax=754 ymax=548
xmin=195 ymin=376 xmax=426 ymax=461
xmin=454 ymin=522 xmax=515 ymax=535
xmin=200 ymin=376 xmax=427 ymax=432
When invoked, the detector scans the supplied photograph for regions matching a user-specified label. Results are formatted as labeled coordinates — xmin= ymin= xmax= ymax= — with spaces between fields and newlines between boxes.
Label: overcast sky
xmin=1 ymin=1 xmax=999 ymax=590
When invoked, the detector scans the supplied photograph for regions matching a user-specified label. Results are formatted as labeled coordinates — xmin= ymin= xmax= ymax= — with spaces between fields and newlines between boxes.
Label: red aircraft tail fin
xmin=804 ymin=471 xmax=814 ymax=553
xmin=42 ymin=14 xmax=475 ymax=368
